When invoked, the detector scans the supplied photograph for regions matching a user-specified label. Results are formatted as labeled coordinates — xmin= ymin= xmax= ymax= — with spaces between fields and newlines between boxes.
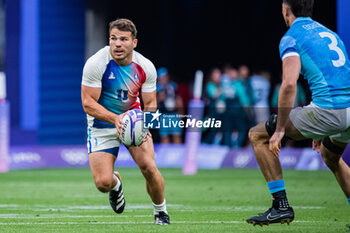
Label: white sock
xmin=153 ymin=200 xmax=167 ymax=215
xmin=111 ymin=174 xmax=121 ymax=192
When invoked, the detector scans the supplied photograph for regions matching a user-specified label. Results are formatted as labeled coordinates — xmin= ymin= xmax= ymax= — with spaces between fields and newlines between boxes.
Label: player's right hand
xmin=114 ymin=112 xmax=127 ymax=137
xmin=269 ymin=131 xmax=284 ymax=157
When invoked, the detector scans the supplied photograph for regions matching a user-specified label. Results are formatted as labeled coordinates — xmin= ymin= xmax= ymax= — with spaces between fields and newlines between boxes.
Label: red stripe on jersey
xmin=132 ymin=62 xmax=147 ymax=85
xmin=129 ymin=102 xmax=141 ymax=110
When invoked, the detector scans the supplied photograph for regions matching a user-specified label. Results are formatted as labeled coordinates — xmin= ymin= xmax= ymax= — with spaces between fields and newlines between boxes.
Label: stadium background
xmin=0 ymin=0 xmax=350 ymax=232
xmin=2 ymin=0 xmax=349 ymax=165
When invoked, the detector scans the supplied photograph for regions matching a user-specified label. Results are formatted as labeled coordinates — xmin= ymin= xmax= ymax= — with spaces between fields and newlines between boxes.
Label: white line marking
xmin=0 ymin=214 xmax=153 ymax=219
xmin=293 ymin=206 xmax=325 ymax=209
xmin=0 ymin=204 xmax=19 ymax=208
xmin=0 ymin=204 xmax=324 ymax=211
xmin=0 ymin=220 xmax=325 ymax=226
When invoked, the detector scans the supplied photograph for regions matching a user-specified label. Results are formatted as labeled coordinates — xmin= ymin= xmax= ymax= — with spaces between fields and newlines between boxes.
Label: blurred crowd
xmin=155 ymin=65 xmax=307 ymax=148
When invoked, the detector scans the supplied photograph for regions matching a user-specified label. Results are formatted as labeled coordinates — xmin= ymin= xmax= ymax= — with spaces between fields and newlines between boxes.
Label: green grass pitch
xmin=0 ymin=168 xmax=349 ymax=232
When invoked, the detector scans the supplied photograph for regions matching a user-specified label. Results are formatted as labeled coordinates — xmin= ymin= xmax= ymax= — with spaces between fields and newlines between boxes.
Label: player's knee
xmin=265 ymin=114 xmax=277 ymax=137
xmin=139 ymin=162 xmax=158 ymax=180
xmin=248 ymin=125 xmax=264 ymax=145
xmin=322 ymin=137 xmax=346 ymax=155
xmin=321 ymin=137 xmax=345 ymax=171
xmin=248 ymin=127 xmax=258 ymax=144
xmin=95 ymin=176 xmax=113 ymax=193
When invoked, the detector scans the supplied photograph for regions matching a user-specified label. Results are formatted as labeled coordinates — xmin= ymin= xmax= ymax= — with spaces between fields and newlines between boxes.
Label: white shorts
xmin=87 ymin=127 xmax=120 ymax=156
xmin=289 ymin=103 xmax=350 ymax=143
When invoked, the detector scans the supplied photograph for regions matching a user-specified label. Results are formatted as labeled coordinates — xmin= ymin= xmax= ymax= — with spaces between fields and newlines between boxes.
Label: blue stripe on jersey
xmin=88 ymin=127 xmax=92 ymax=153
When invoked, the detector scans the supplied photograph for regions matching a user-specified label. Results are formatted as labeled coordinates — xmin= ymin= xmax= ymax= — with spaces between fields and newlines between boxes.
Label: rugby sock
xmin=267 ymin=179 xmax=290 ymax=209
xmin=153 ymin=200 xmax=167 ymax=215
xmin=267 ymin=179 xmax=285 ymax=194
xmin=111 ymin=174 xmax=121 ymax=192
xmin=347 ymin=197 xmax=350 ymax=204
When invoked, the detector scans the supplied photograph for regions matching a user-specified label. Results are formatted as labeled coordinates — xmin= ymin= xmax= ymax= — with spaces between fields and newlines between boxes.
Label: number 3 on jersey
xmin=319 ymin=32 xmax=346 ymax=67
xmin=117 ymin=89 xmax=128 ymax=101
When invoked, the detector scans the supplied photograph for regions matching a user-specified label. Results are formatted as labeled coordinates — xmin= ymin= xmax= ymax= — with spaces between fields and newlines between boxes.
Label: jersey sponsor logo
xmin=109 ymin=72 xmax=116 ymax=79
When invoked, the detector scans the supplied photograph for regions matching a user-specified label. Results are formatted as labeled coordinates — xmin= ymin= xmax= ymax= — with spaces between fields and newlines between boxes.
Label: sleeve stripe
xmin=81 ymin=81 xmax=102 ymax=88
xmin=282 ymin=52 xmax=300 ymax=60
xmin=141 ymin=87 xmax=156 ymax=93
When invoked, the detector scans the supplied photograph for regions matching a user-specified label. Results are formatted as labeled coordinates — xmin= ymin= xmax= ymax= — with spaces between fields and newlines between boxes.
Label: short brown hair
xmin=109 ymin=18 xmax=137 ymax=38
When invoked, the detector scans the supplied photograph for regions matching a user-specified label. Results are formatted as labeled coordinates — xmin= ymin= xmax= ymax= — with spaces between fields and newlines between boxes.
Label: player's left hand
xmin=312 ymin=139 xmax=322 ymax=153
xmin=269 ymin=130 xmax=285 ymax=157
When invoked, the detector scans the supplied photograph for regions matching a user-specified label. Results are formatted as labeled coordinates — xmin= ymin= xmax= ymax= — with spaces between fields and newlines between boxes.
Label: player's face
xmin=109 ymin=28 xmax=137 ymax=66
xmin=282 ymin=3 xmax=290 ymax=28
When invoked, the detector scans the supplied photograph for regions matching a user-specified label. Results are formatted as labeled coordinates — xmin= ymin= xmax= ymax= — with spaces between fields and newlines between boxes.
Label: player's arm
xmin=140 ymin=59 xmax=157 ymax=112
xmin=141 ymin=90 xmax=157 ymax=112
xmin=276 ymin=56 xmax=301 ymax=131
xmin=81 ymin=85 xmax=124 ymax=133
xmin=269 ymin=56 xmax=300 ymax=156
xmin=140 ymin=90 xmax=157 ymax=142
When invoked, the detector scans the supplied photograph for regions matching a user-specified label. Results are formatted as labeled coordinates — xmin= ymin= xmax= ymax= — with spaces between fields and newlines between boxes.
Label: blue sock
xmin=267 ymin=179 xmax=289 ymax=209
xmin=347 ymin=198 xmax=350 ymax=204
xmin=267 ymin=179 xmax=285 ymax=194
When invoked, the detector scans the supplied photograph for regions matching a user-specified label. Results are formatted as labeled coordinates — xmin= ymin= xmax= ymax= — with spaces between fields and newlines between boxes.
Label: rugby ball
xmin=119 ymin=109 xmax=148 ymax=146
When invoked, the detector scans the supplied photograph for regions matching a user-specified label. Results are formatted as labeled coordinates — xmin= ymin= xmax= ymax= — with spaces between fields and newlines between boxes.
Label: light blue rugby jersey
xmin=279 ymin=17 xmax=350 ymax=109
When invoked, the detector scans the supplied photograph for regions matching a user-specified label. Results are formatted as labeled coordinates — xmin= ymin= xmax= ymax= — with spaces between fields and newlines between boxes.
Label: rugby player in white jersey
xmin=81 ymin=18 xmax=169 ymax=225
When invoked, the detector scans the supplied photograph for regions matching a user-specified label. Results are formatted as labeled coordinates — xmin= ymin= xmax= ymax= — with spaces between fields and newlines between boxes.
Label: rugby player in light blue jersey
xmin=246 ymin=0 xmax=350 ymax=226
xmin=81 ymin=19 xmax=169 ymax=225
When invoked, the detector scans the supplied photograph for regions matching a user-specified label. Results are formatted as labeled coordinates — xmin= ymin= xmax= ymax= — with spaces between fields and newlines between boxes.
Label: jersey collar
xmin=292 ymin=17 xmax=312 ymax=26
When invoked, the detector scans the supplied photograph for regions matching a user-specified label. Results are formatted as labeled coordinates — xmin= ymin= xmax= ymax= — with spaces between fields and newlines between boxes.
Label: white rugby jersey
xmin=82 ymin=46 xmax=157 ymax=128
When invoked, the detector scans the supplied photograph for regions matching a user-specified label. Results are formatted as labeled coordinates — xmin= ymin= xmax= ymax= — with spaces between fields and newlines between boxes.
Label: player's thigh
xmin=89 ymin=152 xmax=117 ymax=181
xmin=250 ymin=115 xmax=304 ymax=141
xmin=87 ymin=127 xmax=120 ymax=178
xmin=288 ymin=104 xmax=348 ymax=141
xmin=128 ymin=137 xmax=156 ymax=170
xmin=285 ymin=119 xmax=306 ymax=140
